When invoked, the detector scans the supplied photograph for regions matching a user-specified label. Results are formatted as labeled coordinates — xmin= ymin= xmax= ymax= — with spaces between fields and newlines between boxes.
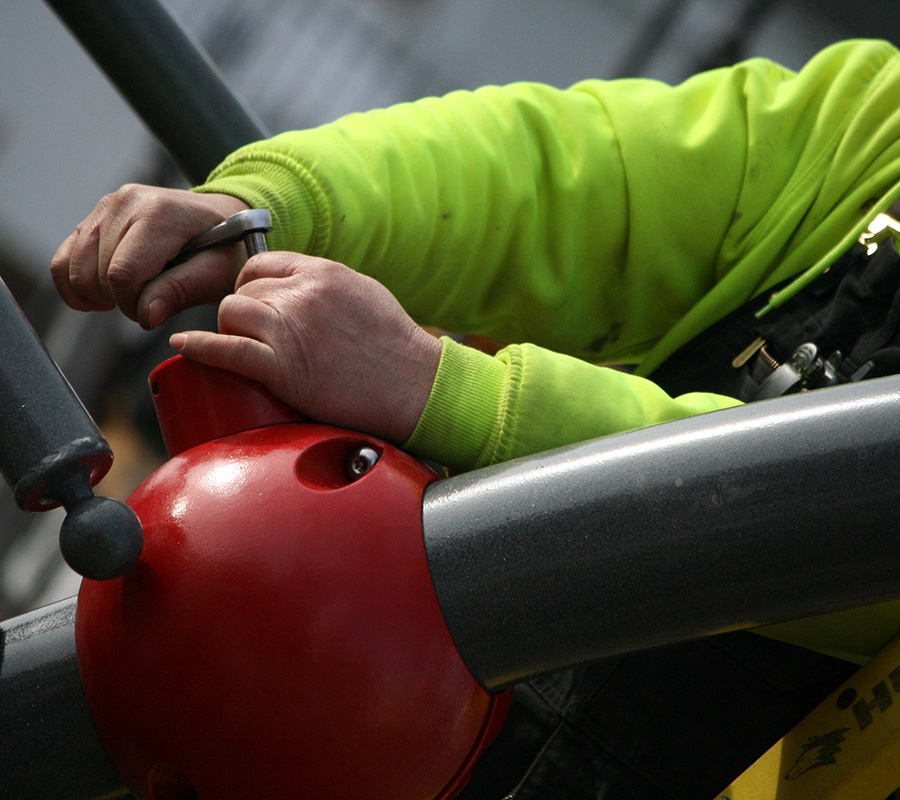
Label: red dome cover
xmin=76 ymin=358 xmax=507 ymax=800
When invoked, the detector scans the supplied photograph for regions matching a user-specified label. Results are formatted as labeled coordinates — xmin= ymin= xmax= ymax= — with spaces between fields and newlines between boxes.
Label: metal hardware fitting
xmin=346 ymin=446 xmax=381 ymax=481
xmin=859 ymin=212 xmax=900 ymax=256
xmin=169 ymin=208 xmax=272 ymax=267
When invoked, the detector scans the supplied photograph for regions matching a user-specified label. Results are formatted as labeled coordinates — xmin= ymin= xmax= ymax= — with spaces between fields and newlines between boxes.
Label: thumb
xmin=137 ymin=245 xmax=245 ymax=329
xmin=235 ymin=251 xmax=318 ymax=289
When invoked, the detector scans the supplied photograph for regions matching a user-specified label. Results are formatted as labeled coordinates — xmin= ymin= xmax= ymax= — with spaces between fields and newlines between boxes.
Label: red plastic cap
xmin=149 ymin=356 xmax=303 ymax=456
xmin=76 ymin=423 xmax=509 ymax=800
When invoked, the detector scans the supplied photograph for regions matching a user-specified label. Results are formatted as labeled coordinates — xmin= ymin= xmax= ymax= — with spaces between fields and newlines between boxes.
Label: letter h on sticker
xmin=852 ymin=667 xmax=900 ymax=731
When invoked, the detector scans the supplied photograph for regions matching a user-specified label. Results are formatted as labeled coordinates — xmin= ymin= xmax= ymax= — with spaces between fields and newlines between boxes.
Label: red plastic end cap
xmin=76 ymin=424 xmax=508 ymax=800
xmin=149 ymin=356 xmax=303 ymax=456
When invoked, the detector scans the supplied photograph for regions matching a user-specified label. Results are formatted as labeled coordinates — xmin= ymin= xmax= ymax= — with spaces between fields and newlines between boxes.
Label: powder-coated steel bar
xmin=44 ymin=0 xmax=268 ymax=185
xmin=0 ymin=598 xmax=126 ymax=799
xmin=424 ymin=376 xmax=900 ymax=691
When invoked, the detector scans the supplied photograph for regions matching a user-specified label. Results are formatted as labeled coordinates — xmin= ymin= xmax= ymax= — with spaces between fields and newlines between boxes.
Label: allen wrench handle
xmin=168 ymin=208 xmax=272 ymax=269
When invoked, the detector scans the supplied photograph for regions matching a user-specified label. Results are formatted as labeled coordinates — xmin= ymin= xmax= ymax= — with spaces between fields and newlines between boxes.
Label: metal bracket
xmin=859 ymin=212 xmax=900 ymax=256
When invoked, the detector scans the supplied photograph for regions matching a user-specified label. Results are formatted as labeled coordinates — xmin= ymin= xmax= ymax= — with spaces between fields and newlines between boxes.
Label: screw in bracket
xmin=345 ymin=446 xmax=380 ymax=481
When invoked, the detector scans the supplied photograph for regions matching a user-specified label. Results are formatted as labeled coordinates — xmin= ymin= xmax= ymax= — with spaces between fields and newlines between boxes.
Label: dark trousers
xmin=457 ymin=632 xmax=858 ymax=799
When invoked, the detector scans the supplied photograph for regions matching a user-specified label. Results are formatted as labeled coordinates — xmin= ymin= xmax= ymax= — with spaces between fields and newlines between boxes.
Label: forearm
xmin=195 ymin=82 xmax=634 ymax=356
xmin=196 ymin=40 xmax=900 ymax=367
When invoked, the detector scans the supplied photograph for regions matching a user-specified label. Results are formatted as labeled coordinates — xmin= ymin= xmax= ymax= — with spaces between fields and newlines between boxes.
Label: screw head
xmin=346 ymin=446 xmax=380 ymax=481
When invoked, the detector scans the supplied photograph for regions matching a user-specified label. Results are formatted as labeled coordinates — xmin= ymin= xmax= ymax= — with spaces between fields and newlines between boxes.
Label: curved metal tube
xmin=424 ymin=376 xmax=900 ymax=691
xmin=44 ymin=0 xmax=268 ymax=185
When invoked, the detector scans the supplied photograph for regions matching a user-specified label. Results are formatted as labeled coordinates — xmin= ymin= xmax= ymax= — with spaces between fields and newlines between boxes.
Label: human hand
xmin=51 ymin=185 xmax=250 ymax=329
xmin=169 ymin=252 xmax=442 ymax=444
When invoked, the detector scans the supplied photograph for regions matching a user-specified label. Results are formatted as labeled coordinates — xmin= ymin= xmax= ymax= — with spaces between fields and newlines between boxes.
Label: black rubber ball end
xmin=59 ymin=496 xmax=144 ymax=580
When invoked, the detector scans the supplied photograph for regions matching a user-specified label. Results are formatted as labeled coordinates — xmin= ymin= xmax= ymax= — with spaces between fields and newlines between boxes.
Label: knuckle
xmin=88 ymin=183 xmax=148 ymax=226
xmin=116 ymin=183 xmax=140 ymax=198
xmin=217 ymin=293 xmax=253 ymax=334
xmin=106 ymin=256 xmax=140 ymax=289
xmin=101 ymin=184 xmax=138 ymax=214
xmin=74 ymin=213 xmax=102 ymax=241
xmin=313 ymin=257 xmax=344 ymax=279
xmin=116 ymin=184 xmax=171 ymax=222
xmin=218 ymin=292 xmax=243 ymax=316
xmin=49 ymin=252 xmax=68 ymax=279
xmin=221 ymin=334 xmax=267 ymax=380
xmin=68 ymin=264 xmax=99 ymax=293
xmin=137 ymin=192 xmax=168 ymax=221
xmin=305 ymin=262 xmax=350 ymax=302
xmin=115 ymin=183 xmax=148 ymax=206
xmin=302 ymin=278 xmax=329 ymax=305
xmin=93 ymin=192 xmax=116 ymax=215
xmin=156 ymin=274 xmax=192 ymax=316
xmin=239 ymin=257 xmax=265 ymax=283
xmin=231 ymin=336 xmax=257 ymax=367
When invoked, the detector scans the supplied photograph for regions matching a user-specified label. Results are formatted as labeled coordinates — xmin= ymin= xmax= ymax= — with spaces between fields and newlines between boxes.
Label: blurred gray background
xmin=1 ymin=0 xmax=897 ymax=615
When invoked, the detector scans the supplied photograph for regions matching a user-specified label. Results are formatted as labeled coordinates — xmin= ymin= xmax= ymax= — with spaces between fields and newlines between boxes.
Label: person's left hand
xmin=169 ymin=252 xmax=442 ymax=444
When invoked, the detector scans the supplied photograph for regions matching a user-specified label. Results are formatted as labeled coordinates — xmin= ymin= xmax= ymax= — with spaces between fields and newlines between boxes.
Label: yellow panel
xmin=718 ymin=633 xmax=900 ymax=800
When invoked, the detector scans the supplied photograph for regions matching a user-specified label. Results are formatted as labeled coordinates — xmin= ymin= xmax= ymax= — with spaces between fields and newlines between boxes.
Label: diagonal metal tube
xmin=424 ymin=376 xmax=900 ymax=691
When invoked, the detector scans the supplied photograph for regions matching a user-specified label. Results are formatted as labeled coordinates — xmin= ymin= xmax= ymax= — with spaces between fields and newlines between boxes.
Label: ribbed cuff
xmin=404 ymin=337 xmax=509 ymax=472
xmin=194 ymin=151 xmax=330 ymax=256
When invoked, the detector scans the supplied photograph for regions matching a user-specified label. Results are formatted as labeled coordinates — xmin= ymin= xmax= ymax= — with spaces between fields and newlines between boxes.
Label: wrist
xmin=403 ymin=337 xmax=510 ymax=472
xmin=387 ymin=331 xmax=443 ymax=444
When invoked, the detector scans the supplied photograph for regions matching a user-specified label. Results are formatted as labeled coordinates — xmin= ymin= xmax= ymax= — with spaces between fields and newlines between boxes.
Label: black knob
xmin=52 ymin=469 xmax=143 ymax=581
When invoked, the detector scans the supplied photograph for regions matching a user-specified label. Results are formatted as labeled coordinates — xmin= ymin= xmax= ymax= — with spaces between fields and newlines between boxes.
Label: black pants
xmin=457 ymin=632 xmax=857 ymax=800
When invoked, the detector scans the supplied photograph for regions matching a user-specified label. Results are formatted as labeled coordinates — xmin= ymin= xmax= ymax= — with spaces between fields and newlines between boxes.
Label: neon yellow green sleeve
xmin=196 ymin=39 xmax=900 ymax=471
xmin=404 ymin=337 xmax=740 ymax=472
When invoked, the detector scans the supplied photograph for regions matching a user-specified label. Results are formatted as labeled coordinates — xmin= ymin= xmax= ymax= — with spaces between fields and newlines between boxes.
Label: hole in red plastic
xmin=147 ymin=764 xmax=198 ymax=800
xmin=151 ymin=381 xmax=161 ymax=395
xmin=295 ymin=436 xmax=381 ymax=491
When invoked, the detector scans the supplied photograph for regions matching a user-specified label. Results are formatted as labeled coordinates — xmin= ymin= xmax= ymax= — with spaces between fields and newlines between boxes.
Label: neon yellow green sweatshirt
xmin=197 ymin=39 xmax=900 ymax=661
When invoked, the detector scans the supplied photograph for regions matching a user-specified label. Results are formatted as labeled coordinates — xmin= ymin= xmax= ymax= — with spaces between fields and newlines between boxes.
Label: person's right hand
xmin=50 ymin=184 xmax=251 ymax=329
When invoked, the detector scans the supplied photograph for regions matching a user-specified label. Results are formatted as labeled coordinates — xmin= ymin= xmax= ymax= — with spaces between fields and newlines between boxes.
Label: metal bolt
xmin=346 ymin=446 xmax=380 ymax=481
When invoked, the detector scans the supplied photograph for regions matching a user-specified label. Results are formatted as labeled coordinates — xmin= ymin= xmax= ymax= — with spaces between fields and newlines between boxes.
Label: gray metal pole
xmin=43 ymin=0 xmax=268 ymax=185
xmin=0 ymin=598 xmax=127 ymax=800
xmin=424 ymin=376 xmax=900 ymax=691
xmin=0 ymin=276 xmax=143 ymax=580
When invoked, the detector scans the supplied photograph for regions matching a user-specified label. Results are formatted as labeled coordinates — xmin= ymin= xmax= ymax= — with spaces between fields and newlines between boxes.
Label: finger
xmin=65 ymin=221 xmax=113 ymax=308
xmin=169 ymin=329 xmax=277 ymax=386
xmin=235 ymin=252 xmax=315 ymax=289
xmin=100 ymin=219 xmax=169 ymax=321
xmin=96 ymin=207 xmax=133 ymax=300
xmin=51 ymin=231 xmax=111 ymax=312
xmin=216 ymin=292 xmax=281 ymax=339
xmin=108 ymin=215 xmax=228 ymax=322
